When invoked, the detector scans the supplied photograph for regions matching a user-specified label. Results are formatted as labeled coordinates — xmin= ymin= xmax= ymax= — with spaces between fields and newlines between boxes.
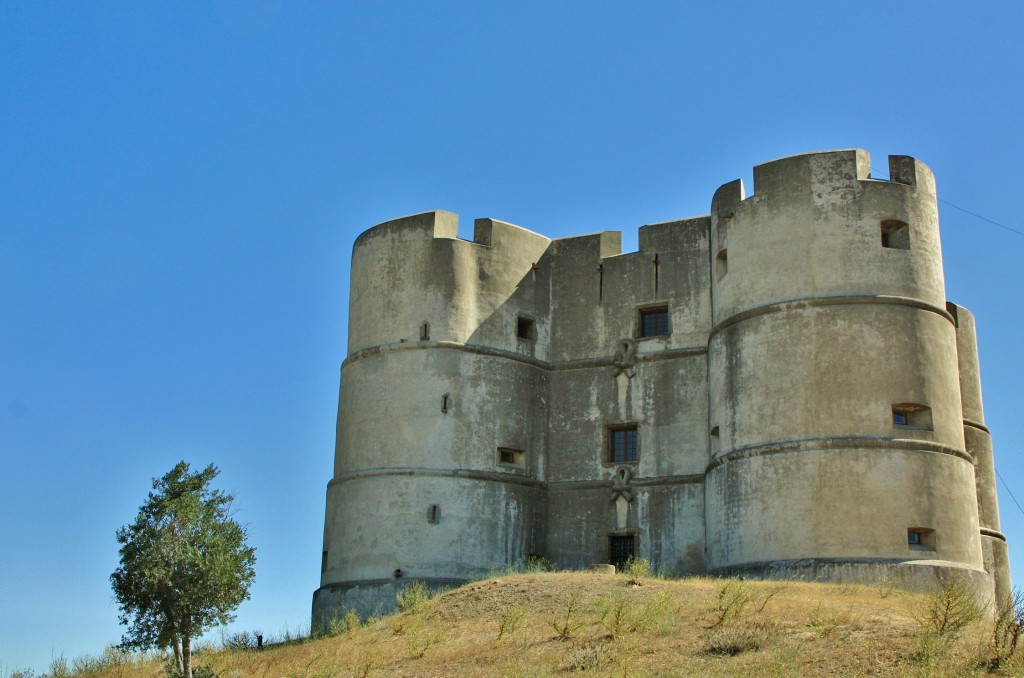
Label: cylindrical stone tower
xmin=312 ymin=211 xmax=552 ymax=627
xmin=949 ymin=301 xmax=1011 ymax=603
xmin=704 ymin=150 xmax=993 ymax=601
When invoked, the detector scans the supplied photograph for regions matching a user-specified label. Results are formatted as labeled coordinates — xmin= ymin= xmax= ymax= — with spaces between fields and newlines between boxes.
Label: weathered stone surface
xmin=312 ymin=149 xmax=1009 ymax=628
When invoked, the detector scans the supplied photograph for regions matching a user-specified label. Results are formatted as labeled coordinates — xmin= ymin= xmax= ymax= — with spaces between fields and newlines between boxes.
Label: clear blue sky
xmin=2 ymin=2 xmax=1022 ymax=673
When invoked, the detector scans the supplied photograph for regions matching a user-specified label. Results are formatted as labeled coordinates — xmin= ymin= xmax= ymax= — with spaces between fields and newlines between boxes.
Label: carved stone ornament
xmin=611 ymin=467 xmax=633 ymax=530
xmin=613 ymin=338 xmax=637 ymax=378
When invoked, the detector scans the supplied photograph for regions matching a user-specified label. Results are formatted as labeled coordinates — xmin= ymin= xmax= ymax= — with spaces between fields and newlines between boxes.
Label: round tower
xmin=312 ymin=211 xmax=552 ymax=627
xmin=704 ymin=150 xmax=991 ymax=600
xmin=948 ymin=301 xmax=1011 ymax=602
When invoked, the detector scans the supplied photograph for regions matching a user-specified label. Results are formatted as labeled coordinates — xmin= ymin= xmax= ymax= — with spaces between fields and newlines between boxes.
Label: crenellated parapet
xmin=315 ymin=149 xmax=1007 ymax=629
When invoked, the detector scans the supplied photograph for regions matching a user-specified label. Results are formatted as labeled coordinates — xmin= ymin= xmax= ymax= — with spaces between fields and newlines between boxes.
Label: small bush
xmin=704 ymin=621 xmax=775 ymax=656
xmin=622 ymin=557 xmax=651 ymax=585
xmin=396 ymin=580 xmax=431 ymax=614
xmin=550 ymin=593 xmax=585 ymax=640
xmin=326 ymin=609 xmax=362 ymax=637
xmin=916 ymin=575 xmax=981 ymax=640
xmin=877 ymin=574 xmax=899 ymax=599
xmin=497 ymin=603 xmax=529 ymax=642
xmin=565 ymin=642 xmax=605 ymax=672
xmin=985 ymin=589 xmax=1024 ymax=670
xmin=634 ymin=591 xmax=681 ymax=635
xmin=594 ymin=594 xmax=635 ymax=638
xmin=709 ymin=579 xmax=784 ymax=628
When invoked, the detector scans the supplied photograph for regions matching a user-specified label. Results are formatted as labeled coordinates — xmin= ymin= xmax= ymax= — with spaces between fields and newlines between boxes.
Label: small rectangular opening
xmin=908 ymin=527 xmax=935 ymax=551
xmin=497 ymin=447 xmax=525 ymax=468
xmin=715 ymin=249 xmax=728 ymax=281
xmin=516 ymin=316 xmax=536 ymax=341
xmin=428 ymin=504 xmax=440 ymax=524
xmin=881 ymin=220 xmax=910 ymax=250
xmin=892 ymin=403 xmax=932 ymax=430
xmin=638 ymin=306 xmax=669 ymax=338
xmin=321 ymin=551 xmax=328 ymax=573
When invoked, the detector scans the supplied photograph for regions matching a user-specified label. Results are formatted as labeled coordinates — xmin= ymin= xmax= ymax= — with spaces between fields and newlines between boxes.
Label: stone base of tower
xmin=710 ymin=558 xmax=994 ymax=609
xmin=312 ymin=577 xmax=468 ymax=632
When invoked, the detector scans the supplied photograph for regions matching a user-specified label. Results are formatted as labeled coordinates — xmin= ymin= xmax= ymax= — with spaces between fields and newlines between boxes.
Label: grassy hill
xmin=22 ymin=569 xmax=1024 ymax=677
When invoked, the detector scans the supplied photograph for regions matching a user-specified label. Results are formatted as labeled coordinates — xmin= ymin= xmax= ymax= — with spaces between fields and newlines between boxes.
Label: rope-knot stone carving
xmin=611 ymin=466 xmax=633 ymax=530
xmin=613 ymin=338 xmax=637 ymax=378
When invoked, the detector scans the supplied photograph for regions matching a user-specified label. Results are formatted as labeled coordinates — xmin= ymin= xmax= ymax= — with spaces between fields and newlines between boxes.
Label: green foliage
xmin=594 ymin=594 xmax=636 ymax=638
xmin=497 ymin=604 xmax=529 ymax=642
xmin=708 ymin=579 xmax=784 ymax=628
xmin=549 ymin=593 xmax=585 ymax=640
xmin=47 ymin=655 xmax=69 ymax=678
xmin=325 ymin=609 xmax=362 ymax=637
xmin=986 ymin=589 xmax=1024 ymax=670
xmin=111 ymin=461 xmax=256 ymax=678
xmin=916 ymin=575 xmax=981 ymax=640
xmin=395 ymin=581 xmax=431 ymax=614
xmin=621 ymin=557 xmax=651 ymax=585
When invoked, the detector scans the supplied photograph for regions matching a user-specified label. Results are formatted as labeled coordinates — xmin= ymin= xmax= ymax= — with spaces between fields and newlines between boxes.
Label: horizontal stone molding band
xmin=342 ymin=340 xmax=706 ymax=371
xmin=329 ymin=467 xmax=704 ymax=492
xmin=314 ymin=577 xmax=469 ymax=594
xmin=709 ymin=556 xmax=989 ymax=576
xmin=709 ymin=294 xmax=956 ymax=340
xmin=328 ymin=466 xmax=546 ymax=490
xmin=548 ymin=473 xmax=705 ymax=491
xmin=964 ymin=418 xmax=991 ymax=434
xmin=981 ymin=528 xmax=1008 ymax=542
xmin=707 ymin=435 xmax=973 ymax=472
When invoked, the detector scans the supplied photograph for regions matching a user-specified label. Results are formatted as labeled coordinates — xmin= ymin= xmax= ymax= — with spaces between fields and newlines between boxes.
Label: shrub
xmin=704 ymin=621 xmax=776 ymax=656
xmin=986 ymin=589 xmax=1024 ymax=670
xmin=709 ymin=579 xmax=784 ymax=628
xmin=497 ymin=604 xmax=529 ymax=642
xmin=550 ymin=593 xmax=585 ymax=640
xmin=622 ymin=557 xmax=651 ymax=585
xmin=396 ymin=580 xmax=431 ymax=614
xmin=916 ymin=575 xmax=981 ymax=640
xmin=326 ymin=609 xmax=362 ymax=637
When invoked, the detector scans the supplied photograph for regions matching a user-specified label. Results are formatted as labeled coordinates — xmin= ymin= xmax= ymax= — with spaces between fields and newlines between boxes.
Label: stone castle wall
xmin=312 ymin=149 xmax=1009 ymax=628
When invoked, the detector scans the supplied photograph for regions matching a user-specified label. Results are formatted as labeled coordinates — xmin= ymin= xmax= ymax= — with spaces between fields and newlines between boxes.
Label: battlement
xmin=318 ymin=148 xmax=1009 ymax=627
xmin=354 ymin=209 xmax=550 ymax=252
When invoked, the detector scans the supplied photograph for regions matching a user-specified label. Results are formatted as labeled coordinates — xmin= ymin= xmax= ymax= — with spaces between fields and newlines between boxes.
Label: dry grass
xmin=54 ymin=572 xmax=1024 ymax=677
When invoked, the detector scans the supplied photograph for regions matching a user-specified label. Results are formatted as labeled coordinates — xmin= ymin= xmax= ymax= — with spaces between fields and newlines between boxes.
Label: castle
xmin=312 ymin=149 xmax=1009 ymax=625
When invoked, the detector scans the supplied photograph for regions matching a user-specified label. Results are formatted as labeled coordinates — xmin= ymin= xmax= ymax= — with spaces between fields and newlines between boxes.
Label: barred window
xmin=639 ymin=307 xmax=669 ymax=338
xmin=609 ymin=426 xmax=638 ymax=463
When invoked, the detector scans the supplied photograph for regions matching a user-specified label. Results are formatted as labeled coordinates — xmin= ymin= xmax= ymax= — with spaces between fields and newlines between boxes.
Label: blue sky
xmin=2 ymin=2 xmax=1022 ymax=672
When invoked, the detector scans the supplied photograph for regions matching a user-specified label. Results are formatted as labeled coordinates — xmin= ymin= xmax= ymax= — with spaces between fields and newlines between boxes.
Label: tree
xmin=111 ymin=461 xmax=256 ymax=678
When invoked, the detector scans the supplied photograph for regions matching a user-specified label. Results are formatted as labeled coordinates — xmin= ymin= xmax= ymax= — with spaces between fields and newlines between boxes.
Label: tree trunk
xmin=174 ymin=639 xmax=184 ymax=675
xmin=182 ymin=634 xmax=192 ymax=678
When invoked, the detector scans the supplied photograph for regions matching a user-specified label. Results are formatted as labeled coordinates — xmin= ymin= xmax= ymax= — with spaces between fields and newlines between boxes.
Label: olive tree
xmin=111 ymin=461 xmax=256 ymax=678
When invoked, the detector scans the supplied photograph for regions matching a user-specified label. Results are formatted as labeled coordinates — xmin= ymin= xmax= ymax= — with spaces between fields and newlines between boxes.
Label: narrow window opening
xmin=652 ymin=253 xmax=660 ymax=295
xmin=516 ymin=316 xmax=536 ymax=341
xmin=394 ymin=568 xmax=403 ymax=579
xmin=609 ymin=425 xmax=639 ymax=463
xmin=716 ymin=249 xmax=728 ymax=281
xmin=428 ymin=504 xmax=440 ymax=524
xmin=497 ymin=447 xmax=526 ymax=468
xmin=892 ymin=403 xmax=932 ymax=430
xmin=420 ymin=321 xmax=430 ymax=341
xmin=609 ymin=535 xmax=636 ymax=571
xmin=908 ymin=527 xmax=935 ymax=551
xmin=638 ymin=306 xmax=669 ymax=338
xmin=710 ymin=426 xmax=720 ymax=455
xmin=881 ymin=220 xmax=910 ymax=250
xmin=441 ymin=393 xmax=450 ymax=414
xmin=321 ymin=550 xmax=328 ymax=573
